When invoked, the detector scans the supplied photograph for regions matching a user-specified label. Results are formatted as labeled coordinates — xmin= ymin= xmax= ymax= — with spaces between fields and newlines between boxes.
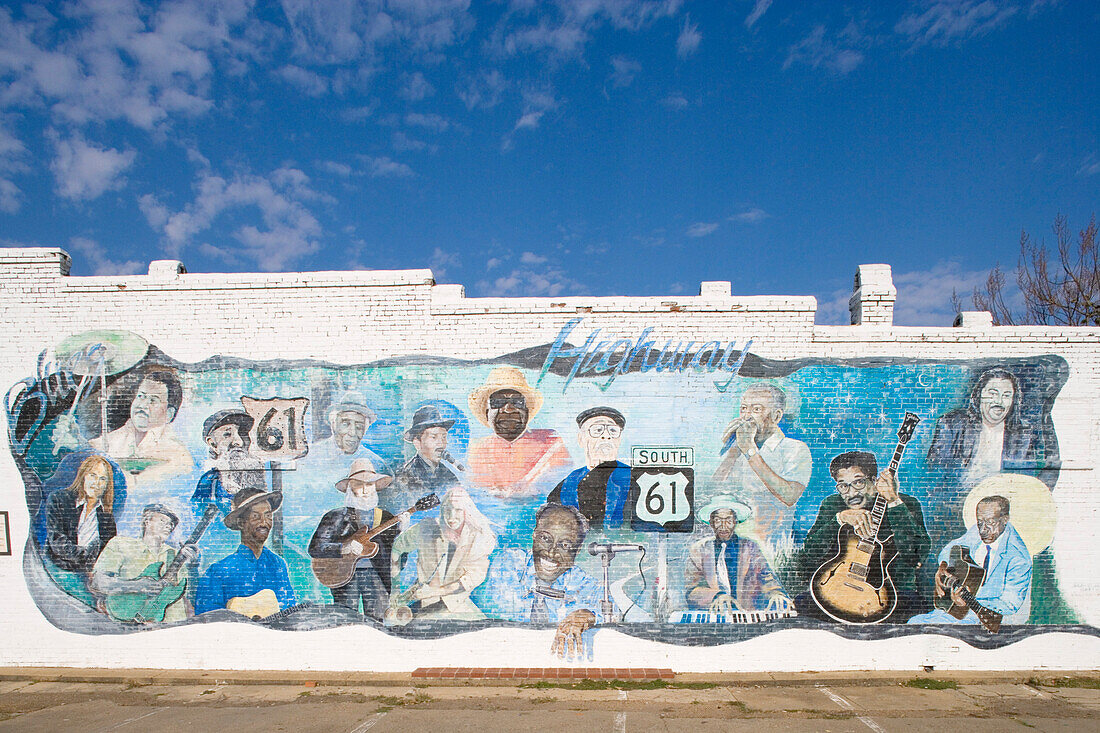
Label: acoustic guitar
xmin=810 ymin=412 xmax=920 ymax=625
xmin=226 ymin=589 xmax=281 ymax=620
xmin=933 ymin=545 xmax=1003 ymax=633
xmin=312 ymin=493 xmax=440 ymax=589
xmin=103 ymin=504 xmax=218 ymax=624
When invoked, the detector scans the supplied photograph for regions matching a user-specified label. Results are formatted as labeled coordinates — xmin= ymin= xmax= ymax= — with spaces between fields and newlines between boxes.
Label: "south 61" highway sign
xmin=629 ymin=446 xmax=694 ymax=533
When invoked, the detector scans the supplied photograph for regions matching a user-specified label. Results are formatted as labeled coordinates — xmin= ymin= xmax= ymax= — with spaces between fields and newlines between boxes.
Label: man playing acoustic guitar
xmin=908 ymin=495 xmax=1033 ymax=626
xmin=797 ymin=451 xmax=930 ymax=623
xmin=91 ymin=503 xmax=196 ymax=623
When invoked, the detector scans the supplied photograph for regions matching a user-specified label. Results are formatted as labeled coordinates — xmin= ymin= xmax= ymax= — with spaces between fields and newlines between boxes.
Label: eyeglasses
xmin=533 ymin=530 xmax=581 ymax=555
xmin=585 ymin=423 xmax=621 ymax=438
xmin=489 ymin=394 xmax=526 ymax=410
xmin=835 ymin=478 xmax=871 ymax=494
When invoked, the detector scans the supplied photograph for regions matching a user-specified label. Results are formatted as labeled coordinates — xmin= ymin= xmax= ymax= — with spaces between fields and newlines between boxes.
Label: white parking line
xmin=96 ymin=708 xmax=164 ymax=732
xmin=349 ymin=712 xmax=387 ymax=733
xmin=817 ymin=685 xmax=887 ymax=733
xmin=614 ymin=689 xmax=627 ymax=733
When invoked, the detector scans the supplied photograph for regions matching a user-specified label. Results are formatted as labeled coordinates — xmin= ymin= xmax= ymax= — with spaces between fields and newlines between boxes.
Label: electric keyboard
xmin=667 ymin=609 xmax=796 ymax=624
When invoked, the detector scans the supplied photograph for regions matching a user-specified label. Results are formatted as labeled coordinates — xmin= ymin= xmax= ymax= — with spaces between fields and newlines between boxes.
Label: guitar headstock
xmin=897 ymin=412 xmax=921 ymax=444
xmin=415 ymin=493 xmax=442 ymax=512
xmin=200 ymin=503 xmax=218 ymax=522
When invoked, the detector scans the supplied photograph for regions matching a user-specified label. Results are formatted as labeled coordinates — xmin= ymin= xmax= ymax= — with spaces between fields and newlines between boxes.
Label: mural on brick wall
xmin=6 ymin=323 xmax=1088 ymax=657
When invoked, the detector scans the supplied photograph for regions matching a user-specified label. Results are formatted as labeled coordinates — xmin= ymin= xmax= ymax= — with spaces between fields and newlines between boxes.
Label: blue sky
xmin=0 ymin=0 xmax=1096 ymax=325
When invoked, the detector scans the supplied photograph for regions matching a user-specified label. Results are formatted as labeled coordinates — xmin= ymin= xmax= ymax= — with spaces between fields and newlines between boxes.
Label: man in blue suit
xmin=909 ymin=495 xmax=1032 ymax=625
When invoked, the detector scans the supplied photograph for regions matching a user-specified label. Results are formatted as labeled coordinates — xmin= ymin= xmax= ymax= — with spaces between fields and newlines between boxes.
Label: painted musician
xmin=685 ymin=496 xmax=791 ymax=615
xmin=486 ymin=503 xmax=604 ymax=659
xmin=191 ymin=409 xmax=266 ymax=516
xmin=308 ymin=458 xmax=399 ymax=620
xmin=467 ymin=367 xmax=571 ymax=498
xmin=391 ymin=405 xmax=459 ymax=512
xmin=711 ymin=384 xmax=811 ymax=556
xmin=43 ymin=454 xmax=117 ymax=573
xmin=908 ymin=495 xmax=1032 ymax=625
xmin=546 ymin=406 xmax=631 ymax=530
xmin=91 ymin=503 xmax=196 ymax=623
xmin=194 ymin=487 xmax=295 ymax=616
xmin=797 ymin=451 xmax=930 ymax=623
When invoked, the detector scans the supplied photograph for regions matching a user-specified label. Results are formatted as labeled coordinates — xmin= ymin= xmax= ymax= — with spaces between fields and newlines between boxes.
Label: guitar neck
xmin=361 ymin=510 xmax=411 ymax=541
xmin=866 ymin=421 xmax=916 ymax=540
xmin=161 ymin=506 xmax=216 ymax=578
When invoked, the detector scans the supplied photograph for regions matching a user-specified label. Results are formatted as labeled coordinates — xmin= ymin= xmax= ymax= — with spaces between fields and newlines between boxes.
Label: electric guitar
xmin=810 ymin=412 xmax=920 ymax=625
xmin=312 ymin=493 xmax=440 ymax=589
xmin=933 ymin=545 xmax=1003 ymax=633
xmin=103 ymin=503 xmax=218 ymax=624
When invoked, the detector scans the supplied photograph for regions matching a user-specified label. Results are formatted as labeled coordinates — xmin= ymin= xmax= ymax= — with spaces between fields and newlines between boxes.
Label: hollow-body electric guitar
xmin=810 ymin=412 xmax=920 ymax=625
xmin=103 ymin=503 xmax=218 ymax=624
xmin=311 ymin=493 xmax=440 ymax=589
xmin=933 ymin=545 xmax=1003 ymax=633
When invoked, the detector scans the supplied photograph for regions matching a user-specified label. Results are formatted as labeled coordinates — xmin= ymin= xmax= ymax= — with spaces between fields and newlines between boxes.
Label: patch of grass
xmin=530 ymin=696 xmax=557 ymax=704
xmin=375 ymin=705 xmax=393 ymax=713
xmin=1030 ymin=676 xmax=1100 ymax=689
xmin=518 ymin=679 xmax=714 ymax=691
xmin=199 ymin=689 xmax=216 ymax=695
xmin=905 ymin=678 xmax=958 ymax=690
xmin=1014 ymin=719 xmax=1036 ymax=729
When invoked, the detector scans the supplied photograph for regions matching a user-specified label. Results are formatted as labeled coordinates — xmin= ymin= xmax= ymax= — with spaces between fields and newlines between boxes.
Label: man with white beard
xmin=191 ymin=410 xmax=267 ymax=516
xmin=546 ymin=407 xmax=631 ymax=530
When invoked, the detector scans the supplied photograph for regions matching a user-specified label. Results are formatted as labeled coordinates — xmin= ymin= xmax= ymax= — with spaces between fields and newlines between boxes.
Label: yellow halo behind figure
xmin=963 ymin=473 xmax=1056 ymax=557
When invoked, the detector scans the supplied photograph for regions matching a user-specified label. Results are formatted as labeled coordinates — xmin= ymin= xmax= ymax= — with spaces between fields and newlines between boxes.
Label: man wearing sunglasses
xmin=546 ymin=406 xmax=631 ymax=529
xmin=796 ymin=450 xmax=930 ymax=622
xmin=486 ymin=503 xmax=604 ymax=659
xmin=467 ymin=367 xmax=571 ymax=498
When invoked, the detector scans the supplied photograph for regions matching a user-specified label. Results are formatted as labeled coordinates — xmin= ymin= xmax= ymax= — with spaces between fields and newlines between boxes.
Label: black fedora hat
xmin=404 ymin=405 xmax=456 ymax=441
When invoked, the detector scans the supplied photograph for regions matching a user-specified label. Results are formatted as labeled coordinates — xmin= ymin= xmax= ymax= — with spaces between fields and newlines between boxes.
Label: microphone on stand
xmin=588 ymin=542 xmax=645 ymax=556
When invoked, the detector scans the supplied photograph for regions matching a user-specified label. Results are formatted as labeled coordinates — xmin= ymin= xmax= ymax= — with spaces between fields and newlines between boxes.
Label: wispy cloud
xmin=676 ymin=16 xmax=701 ymax=59
xmin=66 ymin=236 xmax=144 ymax=276
xmin=609 ymin=56 xmax=641 ymax=88
xmin=730 ymin=207 xmax=770 ymax=224
xmin=363 ymin=156 xmax=414 ymax=178
xmin=895 ymin=1 xmax=1019 ymax=47
xmin=278 ymin=65 xmax=329 ymax=97
xmin=660 ymin=93 xmax=689 ymax=110
xmin=477 ymin=265 xmax=585 ymax=297
xmin=686 ymin=222 xmax=718 ymax=237
xmin=503 ymin=88 xmax=558 ymax=150
xmin=50 ymin=131 xmax=136 ymax=201
xmin=139 ymin=166 xmax=322 ymax=271
xmin=457 ymin=69 xmax=507 ymax=110
xmin=520 ymin=251 xmax=548 ymax=264
xmin=429 ymin=247 xmax=459 ymax=278
xmin=784 ymin=25 xmax=864 ymax=75
xmin=745 ymin=0 xmax=773 ymax=29
xmin=404 ymin=112 xmax=450 ymax=133
xmin=399 ymin=71 xmax=435 ymax=102
xmin=1077 ymin=154 xmax=1100 ymax=177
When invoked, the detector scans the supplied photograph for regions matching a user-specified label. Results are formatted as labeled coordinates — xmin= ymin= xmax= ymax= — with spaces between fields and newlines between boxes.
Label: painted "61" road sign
xmin=629 ymin=446 xmax=694 ymax=533
xmin=241 ymin=396 xmax=310 ymax=461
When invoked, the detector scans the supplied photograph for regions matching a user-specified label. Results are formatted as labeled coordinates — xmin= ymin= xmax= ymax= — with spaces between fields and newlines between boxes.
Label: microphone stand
xmin=592 ymin=546 xmax=618 ymax=622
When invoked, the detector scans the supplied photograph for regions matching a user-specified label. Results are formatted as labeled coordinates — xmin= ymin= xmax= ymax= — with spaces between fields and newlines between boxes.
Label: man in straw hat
xmin=391 ymin=405 xmax=460 ymax=512
xmin=547 ymin=406 xmax=632 ymax=529
xmin=686 ymin=495 xmax=791 ymax=616
xmin=191 ymin=409 xmax=266 ymax=516
xmin=194 ymin=486 xmax=295 ymax=615
xmin=467 ymin=366 xmax=570 ymax=498
xmin=308 ymin=458 xmax=399 ymax=619
xmin=311 ymin=390 xmax=387 ymax=469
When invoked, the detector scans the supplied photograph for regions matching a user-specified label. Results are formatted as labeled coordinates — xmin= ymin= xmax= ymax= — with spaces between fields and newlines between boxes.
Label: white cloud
xmin=609 ymin=56 xmax=641 ymax=88
xmin=660 ymin=93 xmax=689 ymax=109
xmin=66 ymin=236 xmax=144 ymax=276
xmin=364 ymin=156 xmax=414 ymax=178
xmin=139 ymin=167 xmax=322 ymax=271
xmin=745 ymin=0 xmax=773 ymax=29
xmin=477 ymin=265 xmax=585 ymax=297
xmin=686 ymin=222 xmax=718 ymax=237
xmin=404 ymin=112 xmax=450 ymax=132
xmin=504 ymin=88 xmax=557 ymax=149
xmin=676 ymin=16 xmax=701 ymax=59
xmin=1077 ymin=154 xmax=1100 ymax=177
xmin=457 ymin=69 xmax=507 ymax=110
xmin=730 ymin=207 xmax=770 ymax=224
xmin=520 ymin=251 xmax=548 ymax=264
xmin=784 ymin=25 xmax=864 ymax=75
xmin=392 ymin=131 xmax=433 ymax=152
xmin=0 ymin=120 xmax=27 ymax=212
xmin=50 ymin=131 xmax=136 ymax=201
xmin=895 ymin=1 xmax=1019 ymax=47
xmin=318 ymin=160 xmax=353 ymax=177
xmin=399 ymin=71 xmax=435 ymax=101
xmin=429 ymin=246 xmax=459 ymax=278
xmin=279 ymin=65 xmax=329 ymax=97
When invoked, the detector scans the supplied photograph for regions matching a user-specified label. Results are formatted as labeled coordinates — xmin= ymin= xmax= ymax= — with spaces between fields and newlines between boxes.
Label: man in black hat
xmin=191 ymin=409 xmax=266 ymax=516
xmin=391 ymin=405 xmax=460 ymax=511
xmin=309 ymin=459 xmax=399 ymax=619
xmin=546 ymin=406 xmax=632 ymax=530
xmin=194 ymin=487 xmax=295 ymax=616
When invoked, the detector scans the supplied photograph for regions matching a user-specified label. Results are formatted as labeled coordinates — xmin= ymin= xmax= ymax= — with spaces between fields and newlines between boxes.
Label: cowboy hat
xmin=334 ymin=458 xmax=394 ymax=492
xmin=403 ymin=405 xmax=456 ymax=441
xmin=223 ymin=486 xmax=283 ymax=529
xmin=695 ymin=494 xmax=753 ymax=524
xmin=467 ymin=366 xmax=543 ymax=428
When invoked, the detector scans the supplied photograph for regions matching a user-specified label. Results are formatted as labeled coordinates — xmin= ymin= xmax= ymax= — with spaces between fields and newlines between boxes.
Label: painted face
xmin=578 ymin=416 xmax=622 ymax=468
xmin=345 ymin=477 xmax=379 ymax=501
xmin=413 ymin=426 xmax=449 ymax=464
xmin=142 ymin=512 xmax=174 ymax=544
xmin=207 ymin=423 xmax=247 ymax=460
xmin=130 ymin=378 xmax=170 ymax=431
xmin=976 ymin=502 xmax=1009 ymax=544
xmin=739 ymin=389 xmax=779 ymax=438
xmin=834 ymin=466 xmax=874 ymax=510
xmin=488 ymin=389 xmax=528 ymax=441
xmin=979 ymin=377 xmax=1015 ymax=427
xmin=241 ymin=501 xmax=273 ymax=546
xmin=82 ymin=461 xmax=110 ymax=502
xmin=532 ymin=508 xmax=583 ymax=584
xmin=710 ymin=509 xmax=737 ymax=543
xmin=442 ymin=502 xmax=465 ymax=531
xmin=331 ymin=410 xmax=369 ymax=455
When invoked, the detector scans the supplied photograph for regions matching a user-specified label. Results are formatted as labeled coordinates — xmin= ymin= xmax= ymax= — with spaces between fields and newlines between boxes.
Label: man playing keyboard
xmin=685 ymin=495 xmax=792 ymax=618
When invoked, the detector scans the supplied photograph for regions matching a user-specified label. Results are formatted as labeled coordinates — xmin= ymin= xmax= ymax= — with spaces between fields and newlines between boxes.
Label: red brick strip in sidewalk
xmin=411 ymin=667 xmax=673 ymax=680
